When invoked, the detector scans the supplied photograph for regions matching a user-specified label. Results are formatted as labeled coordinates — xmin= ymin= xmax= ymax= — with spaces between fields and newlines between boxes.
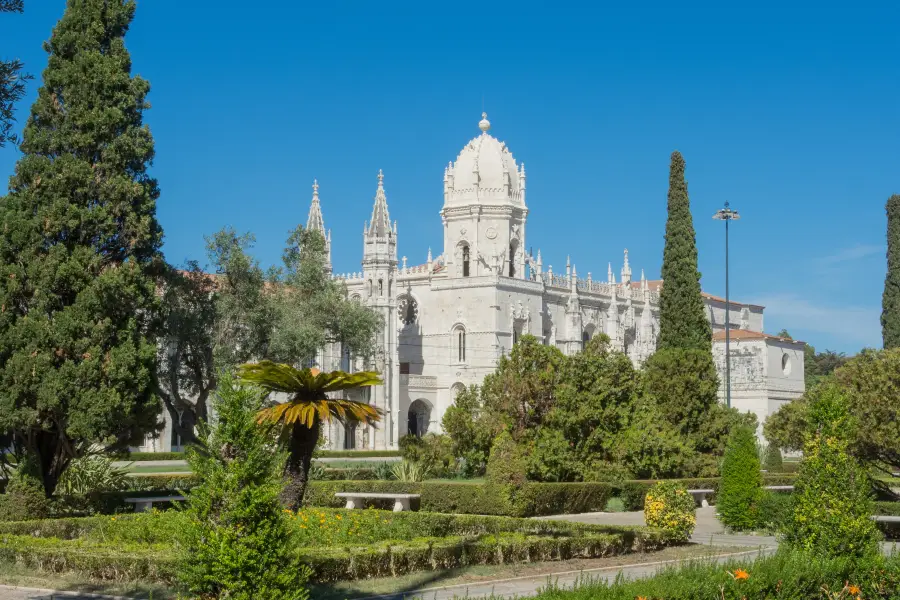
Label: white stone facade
xmin=313 ymin=114 xmax=805 ymax=449
xmin=139 ymin=114 xmax=805 ymax=453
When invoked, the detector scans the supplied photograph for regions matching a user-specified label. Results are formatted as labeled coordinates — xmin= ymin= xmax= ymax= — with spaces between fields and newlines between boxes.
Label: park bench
xmin=124 ymin=495 xmax=185 ymax=513
xmin=686 ymin=489 xmax=715 ymax=508
xmin=872 ymin=515 xmax=900 ymax=523
xmin=335 ymin=492 xmax=420 ymax=512
xmin=763 ymin=485 xmax=795 ymax=492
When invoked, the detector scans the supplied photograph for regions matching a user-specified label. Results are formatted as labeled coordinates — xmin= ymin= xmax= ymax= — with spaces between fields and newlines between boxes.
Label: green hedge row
xmin=316 ymin=449 xmax=401 ymax=458
xmin=0 ymin=526 xmax=675 ymax=584
xmin=307 ymin=475 xmax=798 ymax=517
xmin=316 ymin=468 xmax=377 ymax=481
xmin=115 ymin=452 xmax=186 ymax=462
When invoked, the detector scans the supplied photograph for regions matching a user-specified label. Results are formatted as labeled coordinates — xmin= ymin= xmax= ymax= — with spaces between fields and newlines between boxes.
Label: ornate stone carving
xmin=485 ymin=226 xmax=498 ymax=240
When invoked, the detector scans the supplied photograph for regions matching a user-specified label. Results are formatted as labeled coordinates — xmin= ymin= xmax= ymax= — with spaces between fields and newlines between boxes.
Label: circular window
xmin=781 ymin=353 xmax=791 ymax=376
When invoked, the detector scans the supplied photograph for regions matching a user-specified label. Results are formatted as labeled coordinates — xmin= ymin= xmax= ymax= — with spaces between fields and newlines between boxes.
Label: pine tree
xmin=0 ymin=0 xmax=163 ymax=496
xmin=0 ymin=1 xmax=32 ymax=147
xmin=882 ymin=194 xmax=900 ymax=349
xmin=657 ymin=151 xmax=712 ymax=351
xmin=717 ymin=425 xmax=763 ymax=531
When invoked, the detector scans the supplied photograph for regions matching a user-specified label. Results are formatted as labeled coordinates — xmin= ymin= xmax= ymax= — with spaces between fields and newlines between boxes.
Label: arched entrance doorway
xmin=407 ymin=399 xmax=432 ymax=437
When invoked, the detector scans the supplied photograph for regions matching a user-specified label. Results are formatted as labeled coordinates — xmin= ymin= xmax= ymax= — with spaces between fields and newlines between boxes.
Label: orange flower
xmin=847 ymin=585 xmax=860 ymax=595
xmin=732 ymin=569 xmax=750 ymax=580
xmin=636 ymin=596 xmax=648 ymax=600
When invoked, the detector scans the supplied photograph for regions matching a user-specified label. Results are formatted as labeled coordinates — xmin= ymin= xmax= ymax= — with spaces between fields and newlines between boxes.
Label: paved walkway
xmin=113 ymin=456 xmax=400 ymax=468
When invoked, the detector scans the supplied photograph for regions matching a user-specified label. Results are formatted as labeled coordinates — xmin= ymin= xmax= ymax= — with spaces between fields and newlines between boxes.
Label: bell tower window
xmin=509 ymin=243 xmax=515 ymax=277
xmin=462 ymin=246 xmax=470 ymax=277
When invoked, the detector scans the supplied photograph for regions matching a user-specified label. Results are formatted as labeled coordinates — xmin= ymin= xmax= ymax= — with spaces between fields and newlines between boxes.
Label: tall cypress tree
xmin=882 ymin=194 xmax=900 ymax=349
xmin=0 ymin=0 xmax=163 ymax=495
xmin=657 ymin=151 xmax=712 ymax=351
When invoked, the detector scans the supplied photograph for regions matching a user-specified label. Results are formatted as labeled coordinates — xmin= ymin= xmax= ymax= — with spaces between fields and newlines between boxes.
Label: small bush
xmin=177 ymin=373 xmax=310 ymax=599
xmin=398 ymin=434 xmax=455 ymax=477
xmin=57 ymin=454 xmax=130 ymax=495
xmin=783 ymin=385 xmax=881 ymax=558
xmin=643 ymin=481 xmax=695 ymax=542
xmin=753 ymin=491 xmax=793 ymax=533
xmin=717 ymin=425 xmax=762 ymax=531
xmin=0 ymin=472 xmax=50 ymax=521
xmin=486 ymin=431 xmax=527 ymax=487
xmin=763 ymin=444 xmax=784 ymax=473
xmin=373 ymin=462 xmax=394 ymax=480
xmin=390 ymin=460 xmax=430 ymax=482
xmin=604 ymin=497 xmax=626 ymax=512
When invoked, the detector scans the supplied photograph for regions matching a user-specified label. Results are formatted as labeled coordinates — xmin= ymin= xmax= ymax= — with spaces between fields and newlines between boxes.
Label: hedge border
xmin=0 ymin=525 xmax=675 ymax=583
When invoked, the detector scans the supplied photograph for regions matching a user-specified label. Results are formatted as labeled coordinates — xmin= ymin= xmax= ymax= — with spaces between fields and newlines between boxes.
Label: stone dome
xmin=444 ymin=113 xmax=525 ymax=208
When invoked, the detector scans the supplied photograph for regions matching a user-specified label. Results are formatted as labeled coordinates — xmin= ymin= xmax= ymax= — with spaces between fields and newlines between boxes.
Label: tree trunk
xmin=282 ymin=419 xmax=320 ymax=510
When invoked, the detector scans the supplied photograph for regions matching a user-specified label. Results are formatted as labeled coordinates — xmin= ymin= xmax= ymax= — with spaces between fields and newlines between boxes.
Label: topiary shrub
xmin=0 ymin=473 xmax=50 ymax=522
xmin=176 ymin=373 xmax=310 ymax=599
xmin=783 ymin=384 xmax=881 ymax=558
xmin=763 ymin=443 xmax=784 ymax=473
xmin=643 ymin=481 xmax=695 ymax=542
xmin=486 ymin=431 xmax=527 ymax=487
xmin=717 ymin=425 xmax=762 ymax=531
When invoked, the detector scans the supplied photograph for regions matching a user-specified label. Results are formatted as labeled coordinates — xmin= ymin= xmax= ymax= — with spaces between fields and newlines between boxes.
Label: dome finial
xmin=479 ymin=112 xmax=490 ymax=133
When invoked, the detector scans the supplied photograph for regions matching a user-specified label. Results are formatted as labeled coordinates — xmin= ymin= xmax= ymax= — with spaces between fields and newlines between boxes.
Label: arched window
xmin=582 ymin=331 xmax=590 ymax=349
xmin=509 ymin=243 xmax=515 ymax=277
xmin=407 ymin=399 xmax=432 ymax=437
xmin=341 ymin=344 xmax=351 ymax=372
xmin=452 ymin=325 xmax=467 ymax=363
xmin=388 ymin=279 xmax=392 ymax=297
xmin=378 ymin=279 xmax=384 ymax=296
xmin=462 ymin=246 xmax=470 ymax=277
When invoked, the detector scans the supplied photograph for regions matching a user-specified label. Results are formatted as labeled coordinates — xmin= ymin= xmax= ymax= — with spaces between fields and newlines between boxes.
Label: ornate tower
xmin=441 ymin=113 xmax=528 ymax=278
xmin=362 ymin=170 xmax=400 ymax=449
xmin=306 ymin=179 xmax=332 ymax=273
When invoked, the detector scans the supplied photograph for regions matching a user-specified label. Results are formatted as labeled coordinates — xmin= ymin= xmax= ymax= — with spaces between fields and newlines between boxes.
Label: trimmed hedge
xmin=316 ymin=450 xmax=401 ymax=458
xmin=115 ymin=452 xmax=186 ymax=462
xmin=0 ymin=511 xmax=678 ymax=583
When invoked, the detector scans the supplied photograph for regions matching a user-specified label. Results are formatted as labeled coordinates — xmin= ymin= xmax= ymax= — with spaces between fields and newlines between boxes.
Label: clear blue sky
xmin=2 ymin=1 xmax=897 ymax=354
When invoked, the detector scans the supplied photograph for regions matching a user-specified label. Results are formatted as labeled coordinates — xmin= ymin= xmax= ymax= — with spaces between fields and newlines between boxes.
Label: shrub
xmin=643 ymin=481 xmax=695 ymax=542
xmin=486 ymin=431 xmax=527 ymax=487
xmin=390 ymin=460 xmax=430 ymax=482
xmin=762 ymin=443 xmax=784 ymax=473
xmin=0 ymin=471 xmax=50 ymax=521
xmin=604 ymin=497 xmax=626 ymax=512
xmin=177 ymin=374 xmax=310 ymax=599
xmin=783 ymin=384 xmax=881 ymax=558
xmin=717 ymin=425 xmax=762 ymax=531
xmin=57 ymin=454 xmax=130 ymax=495
xmin=397 ymin=434 xmax=454 ymax=477
xmin=753 ymin=491 xmax=793 ymax=533
xmin=373 ymin=462 xmax=394 ymax=480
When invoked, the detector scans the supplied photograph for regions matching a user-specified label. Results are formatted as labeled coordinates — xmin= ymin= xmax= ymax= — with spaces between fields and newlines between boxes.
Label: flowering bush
xmin=643 ymin=481 xmax=695 ymax=542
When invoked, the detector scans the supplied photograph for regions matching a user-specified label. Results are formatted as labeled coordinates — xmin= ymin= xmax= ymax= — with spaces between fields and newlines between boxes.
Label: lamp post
xmin=713 ymin=202 xmax=740 ymax=408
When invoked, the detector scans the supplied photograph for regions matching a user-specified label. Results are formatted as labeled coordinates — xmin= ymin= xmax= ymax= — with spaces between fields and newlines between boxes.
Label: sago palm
xmin=237 ymin=360 xmax=382 ymax=509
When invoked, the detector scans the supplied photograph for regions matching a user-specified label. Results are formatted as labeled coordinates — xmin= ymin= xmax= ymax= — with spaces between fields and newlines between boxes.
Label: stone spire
xmin=607 ymin=263 xmax=615 ymax=284
xmin=307 ymin=179 xmax=326 ymax=233
xmin=306 ymin=179 xmax=331 ymax=273
xmin=368 ymin=169 xmax=392 ymax=238
xmin=621 ymin=249 xmax=632 ymax=284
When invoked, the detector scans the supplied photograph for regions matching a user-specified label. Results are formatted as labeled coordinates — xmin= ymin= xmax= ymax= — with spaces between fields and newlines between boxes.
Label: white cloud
xmin=751 ymin=293 xmax=880 ymax=347
xmin=816 ymin=244 xmax=884 ymax=267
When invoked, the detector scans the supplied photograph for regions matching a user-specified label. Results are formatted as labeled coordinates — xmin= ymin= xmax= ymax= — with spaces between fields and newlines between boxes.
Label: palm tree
xmin=237 ymin=360 xmax=382 ymax=509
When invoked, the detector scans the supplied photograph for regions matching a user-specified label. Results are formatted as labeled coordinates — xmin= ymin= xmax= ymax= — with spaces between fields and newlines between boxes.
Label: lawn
xmin=0 ymin=508 xmax=682 ymax=585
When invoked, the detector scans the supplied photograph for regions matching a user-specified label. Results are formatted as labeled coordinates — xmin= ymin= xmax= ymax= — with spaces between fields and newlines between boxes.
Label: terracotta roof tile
xmin=713 ymin=328 xmax=804 ymax=345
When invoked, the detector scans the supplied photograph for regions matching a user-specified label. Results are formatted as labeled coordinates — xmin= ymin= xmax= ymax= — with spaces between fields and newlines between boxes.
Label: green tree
xmin=611 ymin=399 xmax=693 ymax=479
xmin=762 ymin=443 xmax=784 ymax=473
xmin=763 ymin=396 xmax=809 ymax=453
xmin=441 ymin=384 xmax=496 ymax=476
xmin=717 ymin=425 xmax=763 ymax=531
xmin=0 ymin=1 xmax=32 ymax=147
xmin=177 ymin=372 xmax=310 ymax=599
xmin=784 ymin=384 xmax=880 ymax=559
xmin=657 ymin=151 xmax=712 ymax=351
xmin=642 ymin=348 xmax=719 ymax=440
xmin=237 ymin=361 xmax=382 ymax=509
xmin=0 ymin=0 xmax=163 ymax=495
xmin=268 ymin=226 xmax=381 ymax=365
xmin=883 ymin=194 xmax=900 ymax=348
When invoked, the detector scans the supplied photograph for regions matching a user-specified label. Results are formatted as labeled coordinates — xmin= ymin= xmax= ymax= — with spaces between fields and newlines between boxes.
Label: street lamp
xmin=713 ymin=202 xmax=740 ymax=408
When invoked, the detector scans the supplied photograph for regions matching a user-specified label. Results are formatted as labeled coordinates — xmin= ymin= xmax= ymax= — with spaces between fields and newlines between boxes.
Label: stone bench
xmin=335 ymin=492 xmax=420 ymax=512
xmin=686 ymin=489 xmax=715 ymax=508
xmin=763 ymin=485 xmax=795 ymax=492
xmin=873 ymin=515 xmax=900 ymax=523
xmin=124 ymin=495 xmax=186 ymax=513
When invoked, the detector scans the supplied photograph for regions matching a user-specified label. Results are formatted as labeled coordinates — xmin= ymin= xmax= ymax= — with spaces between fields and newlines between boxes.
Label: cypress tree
xmin=0 ymin=0 xmax=163 ymax=496
xmin=882 ymin=194 xmax=900 ymax=348
xmin=657 ymin=151 xmax=712 ymax=351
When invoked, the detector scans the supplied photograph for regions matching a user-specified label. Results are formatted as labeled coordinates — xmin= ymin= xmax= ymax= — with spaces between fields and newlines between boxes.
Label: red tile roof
xmin=629 ymin=279 xmax=763 ymax=309
xmin=713 ymin=328 xmax=804 ymax=345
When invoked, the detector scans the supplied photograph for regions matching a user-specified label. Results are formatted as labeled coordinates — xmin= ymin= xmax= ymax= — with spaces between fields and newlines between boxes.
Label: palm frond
xmin=237 ymin=361 xmax=382 ymax=395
